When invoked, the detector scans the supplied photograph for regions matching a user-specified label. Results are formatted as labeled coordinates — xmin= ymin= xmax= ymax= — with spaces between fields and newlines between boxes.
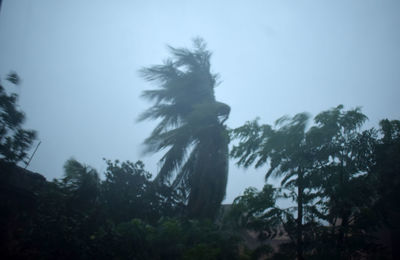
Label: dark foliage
xmin=139 ymin=38 xmax=230 ymax=219
xmin=0 ymin=158 xmax=241 ymax=260
xmin=230 ymin=105 xmax=397 ymax=259
xmin=372 ymin=119 xmax=400 ymax=259
xmin=0 ymin=73 xmax=36 ymax=164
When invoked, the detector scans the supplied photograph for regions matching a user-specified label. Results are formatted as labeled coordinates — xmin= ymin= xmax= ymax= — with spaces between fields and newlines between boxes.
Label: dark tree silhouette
xmin=230 ymin=106 xmax=386 ymax=259
xmin=373 ymin=119 xmax=400 ymax=259
xmin=310 ymin=105 xmax=378 ymax=258
xmin=0 ymin=73 xmax=36 ymax=164
xmin=139 ymin=38 xmax=230 ymax=219
xmin=231 ymin=113 xmax=323 ymax=260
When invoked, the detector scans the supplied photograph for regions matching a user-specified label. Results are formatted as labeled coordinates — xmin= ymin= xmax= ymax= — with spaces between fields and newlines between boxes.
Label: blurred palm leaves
xmin=139 ymin=38 xmax=230 ymax=219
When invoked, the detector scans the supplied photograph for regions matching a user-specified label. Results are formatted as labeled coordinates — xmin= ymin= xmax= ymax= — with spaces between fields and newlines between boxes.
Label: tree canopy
xmin=230 ymin=105 xmax=392 ymax=259
xmin=139 ymin=38 xmax=230 ymax=219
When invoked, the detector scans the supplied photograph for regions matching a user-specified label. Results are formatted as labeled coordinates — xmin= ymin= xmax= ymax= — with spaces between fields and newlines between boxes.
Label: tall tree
xmin=312 ymin=105 xmax=377 ymax=258
xmin=231 ymin=113 xmax=323 ymax=260
xmin=231 ymin=106 xmax=380 ymax=259
xmin=139 ymin=38 xmax=230 ymax=219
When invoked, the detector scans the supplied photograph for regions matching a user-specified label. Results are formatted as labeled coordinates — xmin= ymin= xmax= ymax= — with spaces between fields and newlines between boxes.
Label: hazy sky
xmin=0 ymin=0 xmax=399 ymax=203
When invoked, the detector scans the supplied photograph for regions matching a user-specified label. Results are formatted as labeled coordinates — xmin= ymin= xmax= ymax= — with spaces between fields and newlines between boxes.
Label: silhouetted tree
xmin=231 ymin=113 xmax=326 ymax=260
xmin=309 ymin=105 xmax=378 ymax=259
xmin=230 ymin=106 xmax=386 ymax=259
xmin=60 ymin=159 xmax=101 ymax=207
xmin=139 ymin=38 xmax=230 ymax=219
xmin=373 ymin=119 xmax=400 ymax=259
xmin=0 ymin=73 xmax=36 ymax=164
xmin=100 ymin=159 xmax=184 ymax=223
xmin=101 ymin=159 xmax=152 ymax=222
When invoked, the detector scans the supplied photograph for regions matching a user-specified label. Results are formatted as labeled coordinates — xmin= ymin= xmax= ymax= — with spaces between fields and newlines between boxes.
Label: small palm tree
xmin=62 ymin=158 xmax=100 ymax=207
xmin=139 ymin=38 xmax=230 ymax=219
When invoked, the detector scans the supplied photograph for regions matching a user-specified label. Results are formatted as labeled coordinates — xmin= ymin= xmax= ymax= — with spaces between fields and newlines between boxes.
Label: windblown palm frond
xmin=139 ymin=38 xmax=230 ymax=219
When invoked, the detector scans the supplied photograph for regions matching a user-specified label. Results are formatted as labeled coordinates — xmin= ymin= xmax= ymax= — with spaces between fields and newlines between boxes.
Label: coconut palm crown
xmin=139 ymin=38 xmax=230 ymax=219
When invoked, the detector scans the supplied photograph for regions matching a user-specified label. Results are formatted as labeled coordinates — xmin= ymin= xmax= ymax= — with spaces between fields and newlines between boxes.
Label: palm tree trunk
xmin=187 ymin=129 xmax=228 ymax=219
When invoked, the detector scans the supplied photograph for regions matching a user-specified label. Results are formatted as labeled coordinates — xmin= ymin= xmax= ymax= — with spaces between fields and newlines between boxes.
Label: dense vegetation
xmin=230 ymin=106 xmax=400 ymax=259
xmin=1 ymin=157 xmax=241 ymax=260
xmin=1 ymin=41 xmax=399 ymax=259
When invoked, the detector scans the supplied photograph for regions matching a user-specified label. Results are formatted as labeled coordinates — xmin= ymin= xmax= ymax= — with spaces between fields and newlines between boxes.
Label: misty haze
xmin=1 ymin=1 xmax=399 ymax=259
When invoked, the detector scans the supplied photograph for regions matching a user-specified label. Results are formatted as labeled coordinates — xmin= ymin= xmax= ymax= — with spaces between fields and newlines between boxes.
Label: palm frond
xmin=139 ymin=38 xmax=230 ymax=218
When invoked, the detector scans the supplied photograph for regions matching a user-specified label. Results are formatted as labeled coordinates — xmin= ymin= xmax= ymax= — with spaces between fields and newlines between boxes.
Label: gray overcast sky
xmin=0 ymin=0 xmax=399 ymax=203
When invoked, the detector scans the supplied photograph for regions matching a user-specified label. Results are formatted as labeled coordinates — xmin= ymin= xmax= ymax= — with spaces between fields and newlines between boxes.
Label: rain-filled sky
xmin=0 ymin=0 xmax=399 ymax=203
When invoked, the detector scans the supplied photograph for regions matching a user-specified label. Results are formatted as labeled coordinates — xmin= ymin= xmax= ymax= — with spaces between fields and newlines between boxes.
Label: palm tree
xmin=139 ymin=38 xmax=230 ymax=219
xmin=62 ymin=158 xmax=100 ymax=208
